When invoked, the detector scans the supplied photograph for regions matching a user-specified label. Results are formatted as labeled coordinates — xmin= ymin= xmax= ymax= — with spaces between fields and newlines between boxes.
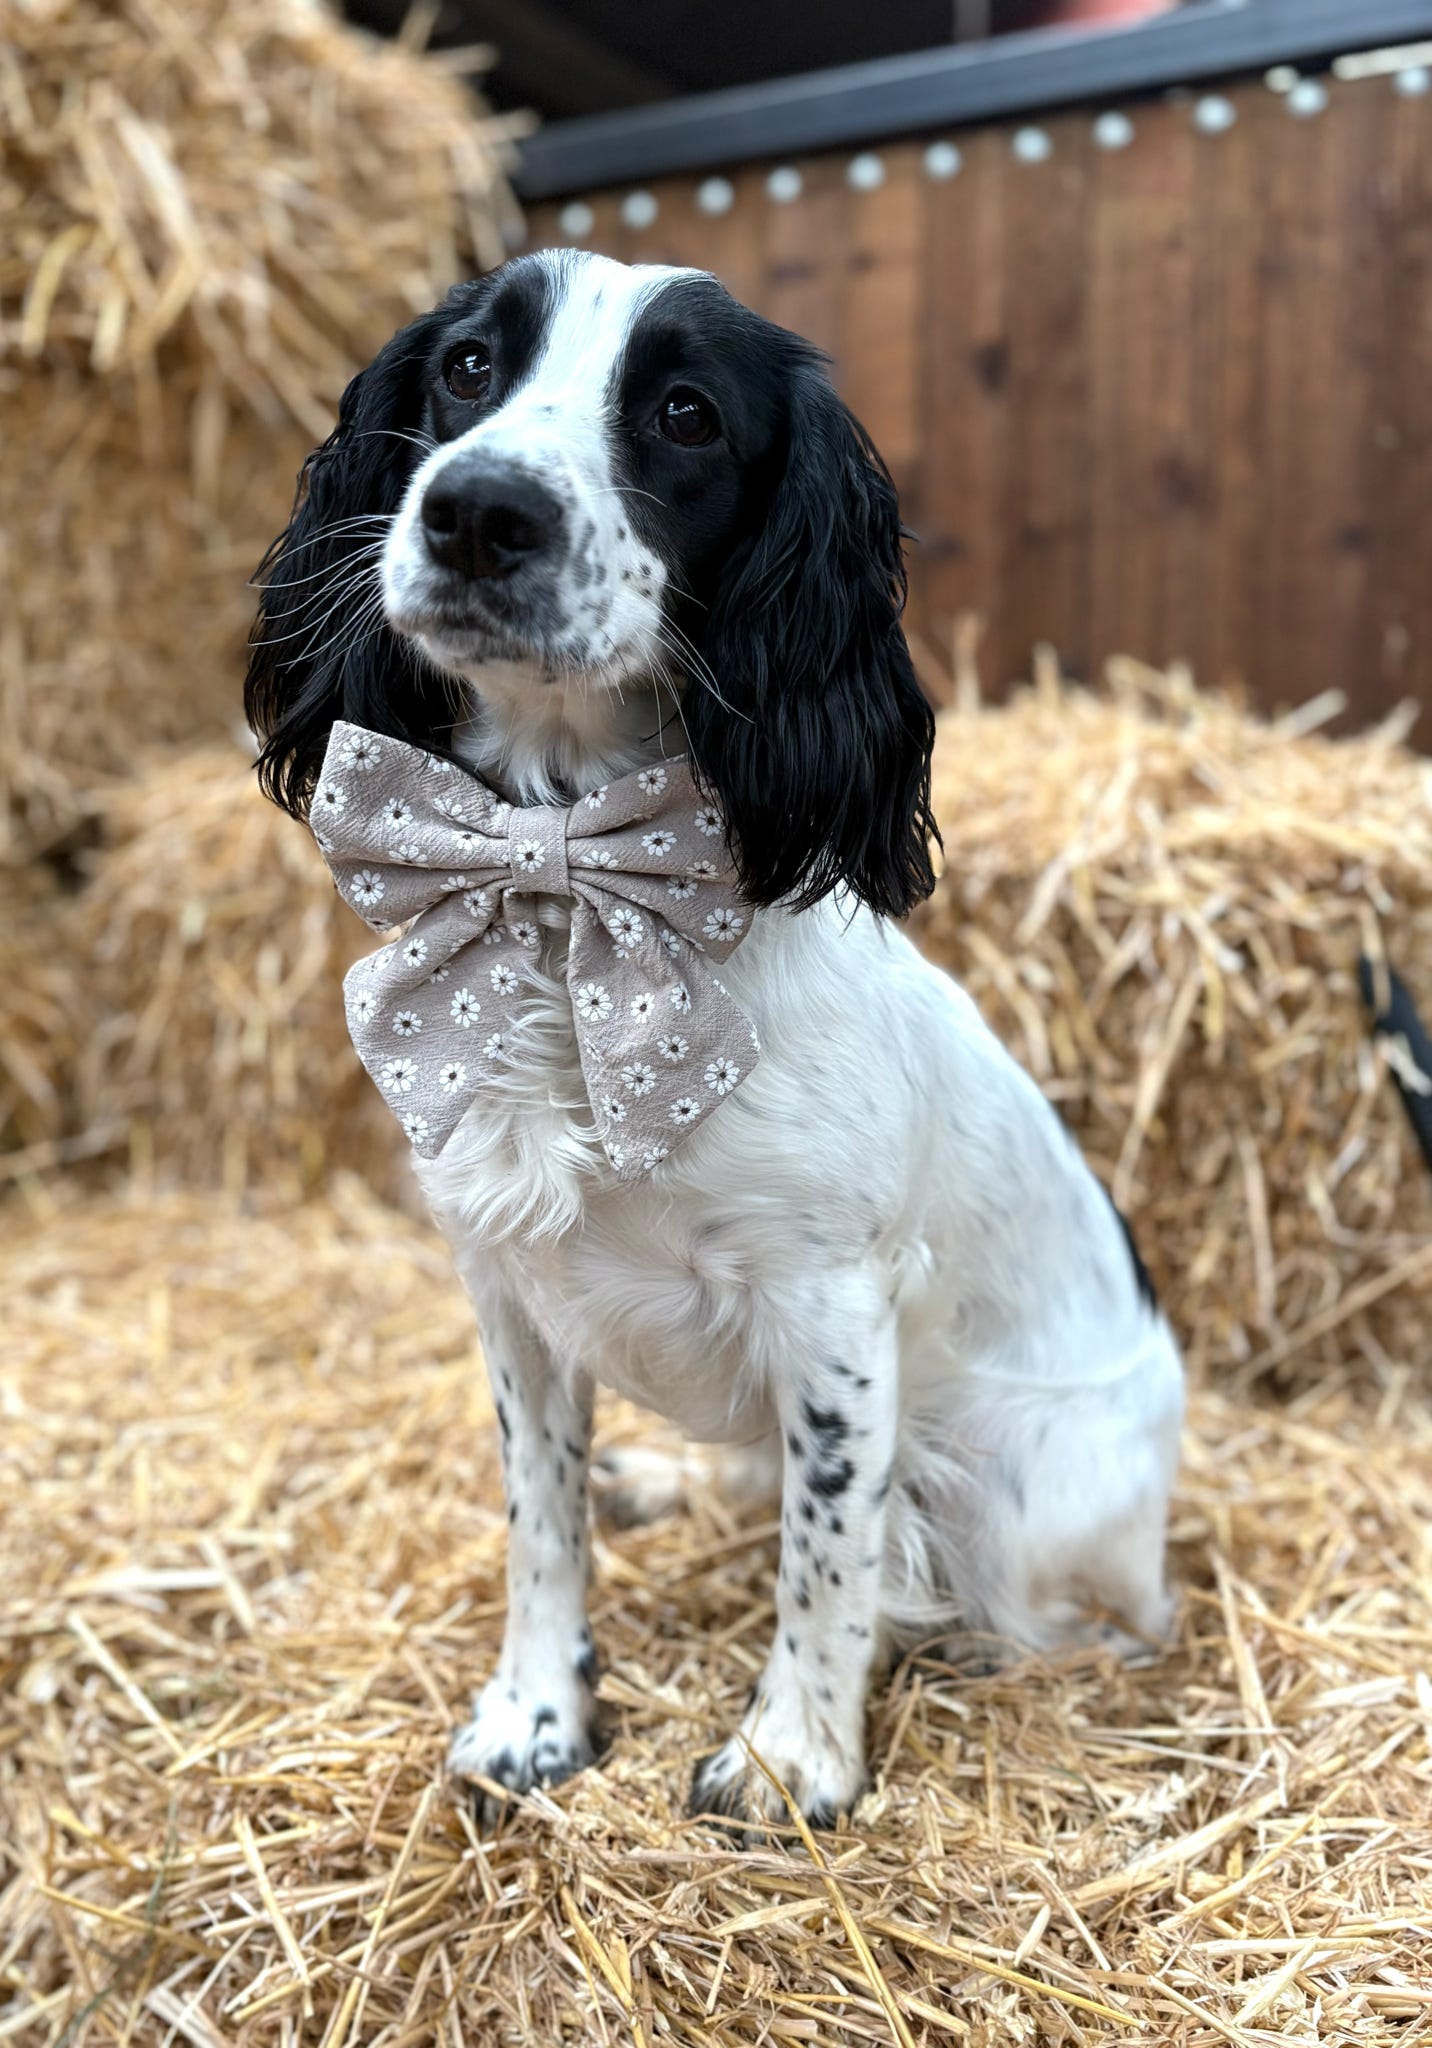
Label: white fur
xmin=371 ymin=253 xmax=1184 ymax=1825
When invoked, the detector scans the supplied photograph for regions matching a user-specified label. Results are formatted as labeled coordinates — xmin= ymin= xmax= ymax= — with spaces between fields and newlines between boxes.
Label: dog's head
xmin=246 ymin=250 xmax=937 ymax=916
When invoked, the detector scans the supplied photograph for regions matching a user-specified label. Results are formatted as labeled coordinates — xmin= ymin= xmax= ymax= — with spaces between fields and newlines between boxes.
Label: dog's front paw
xmin=688 ymin=1689 xmax=865 ymax=1836
xmin=448 ymin=1673 xmax=601 ymax=1819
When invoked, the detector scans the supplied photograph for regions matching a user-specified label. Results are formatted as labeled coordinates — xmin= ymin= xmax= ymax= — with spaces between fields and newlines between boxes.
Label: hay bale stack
xmin=46 ymin=743 xmax=404 ymax=1199
xmin=913 ymin=660 xmax=1432 ymax=1377
xmin=0 ymin=0 xmax=521 ymax=862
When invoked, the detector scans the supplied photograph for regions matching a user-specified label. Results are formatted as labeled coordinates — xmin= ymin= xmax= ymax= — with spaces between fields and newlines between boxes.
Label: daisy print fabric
xmin=310 ymin=722 xmax=759 ymax=1179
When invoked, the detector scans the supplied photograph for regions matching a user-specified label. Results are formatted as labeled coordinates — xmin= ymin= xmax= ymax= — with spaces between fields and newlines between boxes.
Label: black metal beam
xmin=514 ymin=0 xmax=1432 ymax=200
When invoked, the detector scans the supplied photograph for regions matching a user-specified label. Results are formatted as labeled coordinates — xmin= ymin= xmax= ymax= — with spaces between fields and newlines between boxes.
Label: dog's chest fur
xmin=412 ymin=897 xmax=951 ymax=1440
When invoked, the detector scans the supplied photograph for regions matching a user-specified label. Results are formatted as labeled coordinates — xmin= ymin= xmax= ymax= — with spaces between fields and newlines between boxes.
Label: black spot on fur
xmin=808 ymin=1457 xmax=854 ymax=1499
xmin=1111 ymin=1195 xmax=1159 ymax=1310
xmin=800 ymin=1398 xmax=848 ymax=1444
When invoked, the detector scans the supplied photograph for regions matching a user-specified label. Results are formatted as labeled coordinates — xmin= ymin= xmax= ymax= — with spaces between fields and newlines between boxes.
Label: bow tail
xmin=564 ymin=901 xmax=762 ymax=1181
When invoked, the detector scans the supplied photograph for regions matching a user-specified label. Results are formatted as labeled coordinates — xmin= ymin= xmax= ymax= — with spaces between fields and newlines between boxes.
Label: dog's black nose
xmin=420 ymin=466 xmax=564 ymax=579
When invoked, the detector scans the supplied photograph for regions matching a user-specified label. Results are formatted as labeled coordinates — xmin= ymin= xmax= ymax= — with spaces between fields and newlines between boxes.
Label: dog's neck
xmin=447 ymin=660 xmax=684 ymax=807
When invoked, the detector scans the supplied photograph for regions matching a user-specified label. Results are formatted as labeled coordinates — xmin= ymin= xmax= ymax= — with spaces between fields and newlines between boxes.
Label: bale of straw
xmin=2 ymin=1185 xmax=1428 ymax=2044
xmin=0 ymin=0 xmax=523 ymax=861
xmin=911 ymin=657 xmax=1432 ymax=1380
xmin=55 ymin=741 xmax=406 ymax=1200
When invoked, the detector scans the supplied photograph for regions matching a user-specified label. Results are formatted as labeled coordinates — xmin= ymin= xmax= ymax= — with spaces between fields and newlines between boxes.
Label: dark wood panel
xmin=527 ymin=73 xmax=1432 ymax=724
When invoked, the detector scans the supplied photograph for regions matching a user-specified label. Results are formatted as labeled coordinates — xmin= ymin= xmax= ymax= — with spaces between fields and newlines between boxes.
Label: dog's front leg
xmin=690 ymin=1287 xmax=898 ymax=1831
xmin=448 ymin=1288 xmax=600 ymax=1809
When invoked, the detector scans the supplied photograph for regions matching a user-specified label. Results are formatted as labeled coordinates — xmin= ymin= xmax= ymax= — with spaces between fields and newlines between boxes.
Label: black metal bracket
xmin=514 ymin=0 xmax=1432 ymax=200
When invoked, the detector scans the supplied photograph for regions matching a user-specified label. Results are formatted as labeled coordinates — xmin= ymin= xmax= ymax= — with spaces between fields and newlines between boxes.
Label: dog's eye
xmin=444 ymin=345 xmax=493 ymax=403
xmin=659 ymin=389 xmax=719 ymax=447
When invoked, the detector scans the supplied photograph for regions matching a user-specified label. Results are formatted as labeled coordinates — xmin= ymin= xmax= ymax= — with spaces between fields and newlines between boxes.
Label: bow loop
xmin=311 ymin=722 xmax=759 ymax=1178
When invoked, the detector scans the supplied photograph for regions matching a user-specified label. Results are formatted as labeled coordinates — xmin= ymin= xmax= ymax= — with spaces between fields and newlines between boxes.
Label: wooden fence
xmin=527 ymin=71 xmax=1432 ymax=724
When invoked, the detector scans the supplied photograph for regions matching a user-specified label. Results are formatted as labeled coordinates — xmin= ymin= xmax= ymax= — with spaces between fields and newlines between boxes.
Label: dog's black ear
xmin=687 ymin=354 xmax=938 ymax=917
xmin=245 ymin=305 xmax=458 ymax=820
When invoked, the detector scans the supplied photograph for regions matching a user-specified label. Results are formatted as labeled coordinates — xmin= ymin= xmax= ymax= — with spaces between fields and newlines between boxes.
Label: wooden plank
xmin=837 ymin=144 xmax=927 ymax=481
xmin=1364 ymin=78 xmax=1432 ymax=727
xmin=756 ymin=153 xmax=849 ymax=357
xmin=1197 ymin=80 xmax=1267 ymax=699
xmin=916 ymin=126 xmax=1013 ymax=685
xmin=997 ymin=109 xmax=1096 ymax=689
xmin=1087 ymin=96 xmax=1205 ymax=686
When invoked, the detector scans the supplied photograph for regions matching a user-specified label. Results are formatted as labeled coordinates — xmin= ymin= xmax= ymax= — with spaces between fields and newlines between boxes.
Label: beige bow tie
xmin=310 ymin=722 xmax=760 ymax=1179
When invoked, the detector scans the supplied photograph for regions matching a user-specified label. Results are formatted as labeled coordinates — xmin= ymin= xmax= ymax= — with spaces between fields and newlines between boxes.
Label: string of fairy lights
xmin=549 ymin=55 xmax=1432 ymax=241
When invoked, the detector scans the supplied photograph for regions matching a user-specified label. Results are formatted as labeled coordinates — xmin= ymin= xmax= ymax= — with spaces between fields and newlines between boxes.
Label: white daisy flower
xmin=704 ymin=906 xmax=744 ymax=941
xmin=490 ymin=963 xmax=519 ymax=996
xmin=400 ymin=1110 xmax=431 ymax=1143
xmin=667 ymin=876 xmax=697 ymax=900
xmin=480 ymin=928 xmax=505 ymax=947
xmin=641 ymin=828 xmax=676 ymax=856
xmin=423 ymin=752 xmax=454 ymax=774
xmin=574 ymin=981 xmax=613 ymax=1023
xmin=352 ymin=990 xmax=377 ymax=1023
xmin=350 ymin=869 xmax=385 ymax=909
xmin=434 ymin=792 xmax=470 ymax=820
xmin=511 ymin=838 xmax=546 ymax=875
xmin=315 ymin=780 xmax=348 ymax=817
xmin=391 ymin=1010 xmax=422 ymax=1037
xmin=483 ymin=1032 xmax=509 ymax=1060
xmin=637 ymin=765 xmax=668 ymax=797
xmin=445 ymin=874 xmax=468 ymax=891
xmin=585 ymin=785 xmax=609 ymax=809
xmin=607 ymin=907 xmax=645 ymax=948
xmin=657 ymin=1033 xmax=688 ymax=1063
xmin=669 ymin=1096 xmax=701 ymax=1127
xmin=463 ymin=888 xmax=492 ymax=918
xmin=382 ymin=797 xmax=413 ymax=831
xmin=508 ymin=919 xmax=539 ymax=950
xmin=389 ymin=837 xmax=423 ymax=862
xmin=641 ymin=1143 xmax=669 ymax=1171
xmin=693 ymin=804 xmax=723 ymax=837
xmin=668 ymin=983 xmax=692 ymax=1013
xmin=340 ymin=731 xmax=380 ymax=771
xmin=689 ymin=858 xmax=718 ymax=880
xmin=579 ymin=848 xmax=618 ymax=870
xmin=622 ymin=1060 xmax=656 ymax=1096
xmin=380 ymin=1056 xmax=416 ymax=1094
xmin=607 ymin=1142 xmax=626 ymax=1170
xmin=487 ymin=800 xmax=513 ymax=832
xmin=450 ymin=988 xmax=481 ymax=1027
xmin=439 ymin=1060 xmax=467 ymax=1093
xmin=429 ymin=964 xmax=451 ymax=984
xmin=629 ymin=990 xmax=656 ymax=1021
xmin=604 ymin=1096 xmax=628 ymax=1123
xmin=705 ymin=1056 xmax=740 ymax=1095
xmin=453 ymin=827 xmax=481 ymax=850
xmin=659 ymin=931 xmax=685 ymax=958
xmin=401 ymin=936 xmax=428 ymax=968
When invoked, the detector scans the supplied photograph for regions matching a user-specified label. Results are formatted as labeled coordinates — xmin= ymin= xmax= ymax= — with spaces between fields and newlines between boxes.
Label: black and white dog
xmin=247 ymin=250 xmax=1183 ymax=1828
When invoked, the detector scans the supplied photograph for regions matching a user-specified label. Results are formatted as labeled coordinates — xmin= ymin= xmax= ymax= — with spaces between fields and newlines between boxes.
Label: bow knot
xmin=310 ymin=723 xmax=759 ymax=1178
